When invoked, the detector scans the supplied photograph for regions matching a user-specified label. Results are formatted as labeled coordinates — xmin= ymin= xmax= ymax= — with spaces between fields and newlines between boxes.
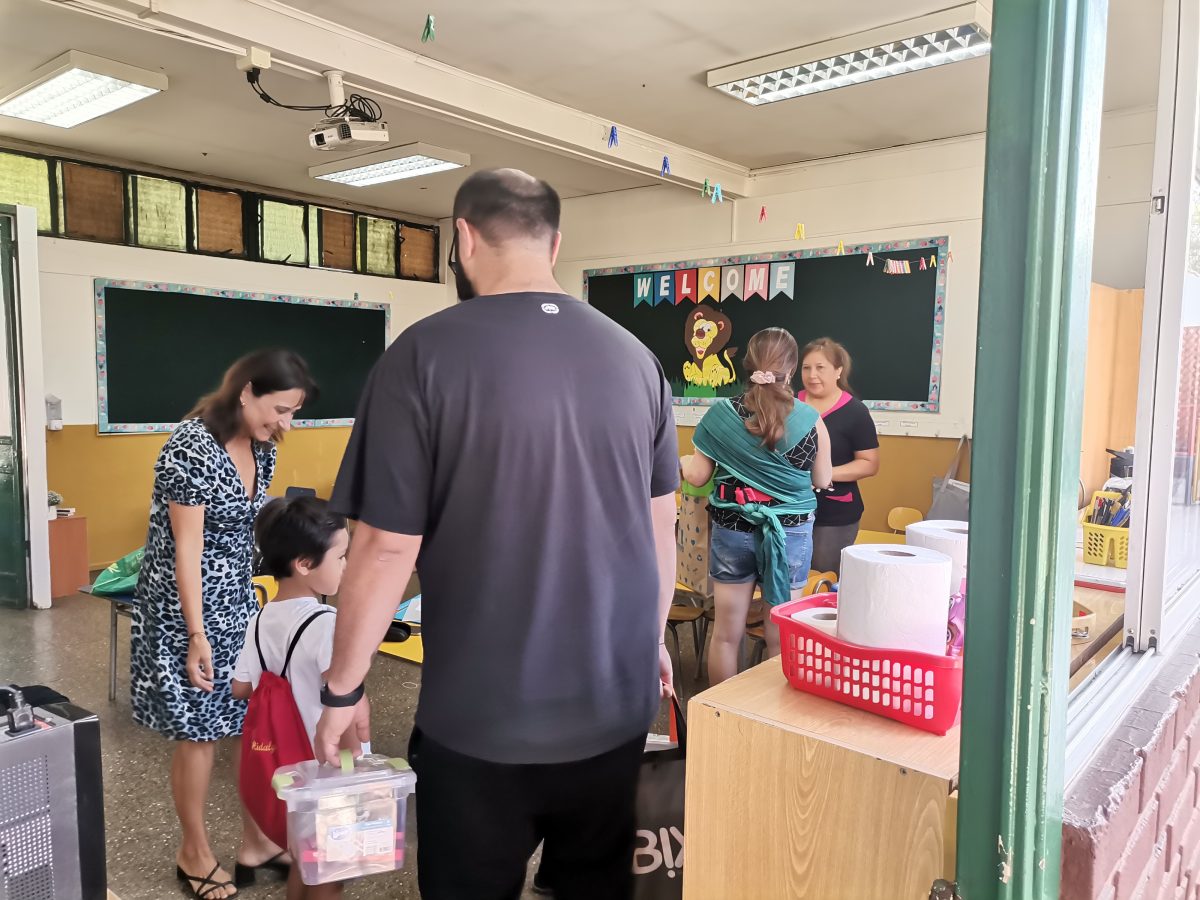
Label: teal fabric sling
xmin=693 ymin=399 xmax=819 ymax=604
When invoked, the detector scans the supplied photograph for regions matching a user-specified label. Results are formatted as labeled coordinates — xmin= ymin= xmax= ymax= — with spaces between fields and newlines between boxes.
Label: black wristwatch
xmin=320 ymin=680 xmax=365 ymax=708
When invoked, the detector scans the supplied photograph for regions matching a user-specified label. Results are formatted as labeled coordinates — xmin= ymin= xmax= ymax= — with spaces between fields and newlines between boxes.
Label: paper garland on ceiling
xmin=421 ymin=14 xmax=435 ymax=42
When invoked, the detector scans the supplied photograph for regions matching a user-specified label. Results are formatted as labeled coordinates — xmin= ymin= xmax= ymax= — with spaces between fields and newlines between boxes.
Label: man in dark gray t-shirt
xmin=315 ymin=169 xmax=679 ymax=900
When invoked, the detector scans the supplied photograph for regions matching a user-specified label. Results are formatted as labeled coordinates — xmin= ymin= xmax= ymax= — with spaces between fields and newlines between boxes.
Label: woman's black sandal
xmin=234 ymin=851 xmax=290 ymax=887
xmin=176 ymin=862 xmax=238 ymax=899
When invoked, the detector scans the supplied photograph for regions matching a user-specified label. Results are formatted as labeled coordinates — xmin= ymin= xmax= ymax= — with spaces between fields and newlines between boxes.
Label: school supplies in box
xmin=273 ymin=753 xmax=416 ymax=886
xmin=1081 ymin=490 xmax=1130 ymax=569
xmin=771 ymin=594 xmax=964 ymax=735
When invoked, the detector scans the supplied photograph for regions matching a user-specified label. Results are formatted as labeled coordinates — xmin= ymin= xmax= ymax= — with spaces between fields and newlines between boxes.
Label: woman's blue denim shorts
xmin=709 ymin=520 xmax=814 ymax=591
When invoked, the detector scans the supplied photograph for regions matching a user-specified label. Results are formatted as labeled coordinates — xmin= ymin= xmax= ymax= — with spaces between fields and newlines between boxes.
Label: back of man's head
xmin=452 ymin=168 xmax=561 ymax=247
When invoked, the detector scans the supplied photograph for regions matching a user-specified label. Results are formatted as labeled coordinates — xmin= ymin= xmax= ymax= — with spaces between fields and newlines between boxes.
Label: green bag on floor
xmin=91 ymin=548 xmax=144 ymax=596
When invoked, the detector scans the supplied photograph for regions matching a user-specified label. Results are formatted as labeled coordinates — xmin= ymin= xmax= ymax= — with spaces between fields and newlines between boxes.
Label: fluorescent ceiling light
xmin=0 ymin=50 xmax=167 ymax=128
xmin=310 ymin=143 xmax=470 ymax=186
xmin=709 ymin=2 xmax=991 ymax=105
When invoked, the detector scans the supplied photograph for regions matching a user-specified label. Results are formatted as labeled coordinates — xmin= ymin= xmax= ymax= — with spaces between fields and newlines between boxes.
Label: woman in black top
xmin=798 ymin=338 xmax=880 ymax=574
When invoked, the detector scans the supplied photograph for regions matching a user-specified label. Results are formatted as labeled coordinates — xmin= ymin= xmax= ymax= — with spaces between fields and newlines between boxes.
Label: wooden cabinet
xmin=48 ymin=516 xmax=88 ymax=600
xmin=684 ymin=662 xmax=959 ymax=900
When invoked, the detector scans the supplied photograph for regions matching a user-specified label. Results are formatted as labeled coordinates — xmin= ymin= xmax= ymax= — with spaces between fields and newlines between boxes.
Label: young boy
xmin=232 ymin=496 xmax=351 ymax=900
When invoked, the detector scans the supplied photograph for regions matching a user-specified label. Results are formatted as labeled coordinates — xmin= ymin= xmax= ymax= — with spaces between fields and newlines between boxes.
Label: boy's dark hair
xmin=254 ymin=496 xmax=346 ymax=579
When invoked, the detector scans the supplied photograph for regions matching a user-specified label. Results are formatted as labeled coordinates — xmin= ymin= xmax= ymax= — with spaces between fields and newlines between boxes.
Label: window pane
xmin=260 ymin=200 xmax=306 ymax=265
xmin=400 ymin=224 xmax=437 ymax=280
xmin=1168 ymin=176 xmax=1200 ymax=588
xmin=62 ymin=162 xmax=124 ymax=242
xmin=0 ymin=152 xmax=52 ymax=232
xmin=317 ymin=208 xmax=354 ymax=270
xmin=358 ymin=216 xmax=397 ymax=276
xmin=194 ymin=188 xmax=243 ymax=256
xmin=130 ymin=175 xmax=185 ymax=250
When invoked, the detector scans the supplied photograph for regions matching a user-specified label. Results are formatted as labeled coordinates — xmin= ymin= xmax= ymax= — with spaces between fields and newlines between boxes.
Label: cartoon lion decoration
xmin=682 ymin=306 xmax=738 ymax=389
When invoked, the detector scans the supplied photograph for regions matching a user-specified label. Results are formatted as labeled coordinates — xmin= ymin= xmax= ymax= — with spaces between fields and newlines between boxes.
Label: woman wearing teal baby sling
xmin=681 ymin=328 xmax=832 ymax=686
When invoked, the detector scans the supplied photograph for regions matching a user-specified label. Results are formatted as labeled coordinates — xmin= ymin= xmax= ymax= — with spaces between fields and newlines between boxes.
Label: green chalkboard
xmin=584 ymin=238 xmax=947 ymax=413
xmin=95 ymin=280 xmax=388 ymax=432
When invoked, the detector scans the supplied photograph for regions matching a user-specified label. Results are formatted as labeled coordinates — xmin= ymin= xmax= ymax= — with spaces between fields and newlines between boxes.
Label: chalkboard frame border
xmin=93 ymin=278 xmax=391 ymax=434
xmin=582 ymin=235 xmax=948 ymax=414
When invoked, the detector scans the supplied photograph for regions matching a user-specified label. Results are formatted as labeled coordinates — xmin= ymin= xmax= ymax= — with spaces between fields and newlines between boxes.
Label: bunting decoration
xmin=607 ymin=126 xmax=619 ymax=149
xmin=619 ymin=239 xmax=945 ymax=304
xmin=421 ymin=14 xmax=435 ymax=42
xmin=710 ymin=183 xmax=724 ymax=204
xmin=660 ymin=156 xmax=671 ymax=178
xmin=794 ymin=223 xmax=806 ymax=240
xmin=759 ymin=206 xmax=767 ymax=223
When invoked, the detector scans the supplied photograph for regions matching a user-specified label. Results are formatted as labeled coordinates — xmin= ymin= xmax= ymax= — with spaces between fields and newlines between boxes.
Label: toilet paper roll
xmin=906 ymin=520 xmax=969 ymax=592
xmin=791 ymin=606 xmax=839 ymax=637
xmin=836 ymin=544 xmax=953 ymax=655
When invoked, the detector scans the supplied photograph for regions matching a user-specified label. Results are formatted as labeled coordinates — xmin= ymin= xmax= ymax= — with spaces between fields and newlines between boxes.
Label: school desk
xmin=684 ymin=662 xmax=958 ymax=899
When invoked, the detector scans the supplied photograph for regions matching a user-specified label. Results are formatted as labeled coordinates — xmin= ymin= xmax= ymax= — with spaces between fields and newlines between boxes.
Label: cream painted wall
xmin=37 ymin=238 xmax=451 ymax=426
xmin=551 ymin=108 xmax=1157 ymax=438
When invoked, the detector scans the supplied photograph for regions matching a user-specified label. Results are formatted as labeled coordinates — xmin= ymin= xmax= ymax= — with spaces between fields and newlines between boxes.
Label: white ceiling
xmin=0 ymin=0 xmax=1165 ymax=219
xmin=0 ymin=0 xmax=656 ymax=218
xmin=280 ymin=0 xmax=1162 ymax=168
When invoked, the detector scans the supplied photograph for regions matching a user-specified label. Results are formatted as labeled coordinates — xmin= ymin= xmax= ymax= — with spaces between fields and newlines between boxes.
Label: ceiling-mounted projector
xmin=309 ymin=117 xmax=389 ymax=150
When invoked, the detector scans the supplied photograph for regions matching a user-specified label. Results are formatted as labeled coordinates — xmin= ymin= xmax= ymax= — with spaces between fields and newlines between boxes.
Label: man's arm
xmin=651 ymin=493 xmax=678 ymax=697
xmin=314 ymin=525 xmax=422 ymax=762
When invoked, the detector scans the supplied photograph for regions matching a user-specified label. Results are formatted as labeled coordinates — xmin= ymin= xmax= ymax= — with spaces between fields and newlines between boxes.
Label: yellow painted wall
xmin=47 ymin=425 xmax=352 ymax=569
xmin=53 ymin=420 xmax=971 ymax=570
xmin=1080 ymin=285 xmax=1144 ymax=498
xmin=678 ymin=427 xmax=971 ymax=532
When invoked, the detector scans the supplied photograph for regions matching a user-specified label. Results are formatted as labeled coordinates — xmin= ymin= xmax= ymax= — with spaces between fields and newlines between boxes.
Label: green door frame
xmin=0 ymin=212 xmax=30 ymax=607
xmin=955 ymin=0 xmax=1109 ymax=897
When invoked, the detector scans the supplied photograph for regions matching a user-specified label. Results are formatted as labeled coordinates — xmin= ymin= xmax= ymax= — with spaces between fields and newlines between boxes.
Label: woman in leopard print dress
xmin=130 ymin=349 xmax=317 ymax=899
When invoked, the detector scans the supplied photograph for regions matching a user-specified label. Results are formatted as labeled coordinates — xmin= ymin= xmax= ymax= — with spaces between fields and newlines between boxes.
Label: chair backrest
xmin=284 ymin=486 xmax=318 ymax=499
xmin=887 ymin=506 xmax=924 ymax=533
xmin=804 ymin=570 xmax=838 ymax=595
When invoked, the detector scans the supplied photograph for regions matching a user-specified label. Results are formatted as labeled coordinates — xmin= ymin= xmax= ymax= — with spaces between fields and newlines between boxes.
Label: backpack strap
xmin=281 ymin=609 xmax=333 ymax=679
xmin=253 ymin=610 xmax=267 ymax=673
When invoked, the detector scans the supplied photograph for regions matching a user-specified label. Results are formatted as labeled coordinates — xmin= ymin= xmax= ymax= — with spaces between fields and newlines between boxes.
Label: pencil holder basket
xmin=1080 ymin=490 xmax=1129 ymax=569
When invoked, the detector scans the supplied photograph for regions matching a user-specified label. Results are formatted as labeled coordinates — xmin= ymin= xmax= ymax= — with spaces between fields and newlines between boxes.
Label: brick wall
xmin=1062 ymin=622 xmax=1200 ymax=900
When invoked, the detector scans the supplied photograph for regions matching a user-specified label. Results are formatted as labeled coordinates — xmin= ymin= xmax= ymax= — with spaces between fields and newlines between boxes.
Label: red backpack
xmin=239 ymin=608 xmax=331 ymax=849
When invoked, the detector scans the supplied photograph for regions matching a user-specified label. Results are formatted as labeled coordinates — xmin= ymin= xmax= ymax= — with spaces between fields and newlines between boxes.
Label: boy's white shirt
xmin=233 ymin=597 xmax=339 ymax=747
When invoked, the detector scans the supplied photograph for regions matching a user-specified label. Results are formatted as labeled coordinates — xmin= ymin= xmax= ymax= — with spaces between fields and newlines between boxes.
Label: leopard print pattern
xmin=130 ymin=418 xmax=276 ymax=741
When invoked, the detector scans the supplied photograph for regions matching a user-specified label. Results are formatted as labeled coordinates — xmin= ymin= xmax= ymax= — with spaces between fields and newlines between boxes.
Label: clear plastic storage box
xmin=273 ymin=753 xmax=417 ymax=886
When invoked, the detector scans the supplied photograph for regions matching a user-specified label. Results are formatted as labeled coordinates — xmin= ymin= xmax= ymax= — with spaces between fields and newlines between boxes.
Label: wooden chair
xmin=888 ymin=506 xmax=923 ymax=533
xmin=665 ymin=587 xmax=707 ymax=699
xmin=744 ymin=571 xmax=838 ymax=666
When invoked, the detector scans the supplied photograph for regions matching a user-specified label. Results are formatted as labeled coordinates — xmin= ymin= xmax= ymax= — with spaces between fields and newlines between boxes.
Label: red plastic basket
xmin=770 ymin=594 xmax=964 ymax=735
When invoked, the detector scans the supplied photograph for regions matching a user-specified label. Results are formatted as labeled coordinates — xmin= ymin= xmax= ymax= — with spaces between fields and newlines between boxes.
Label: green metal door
xmin=0 ymin=214 xmax=29 ymax=608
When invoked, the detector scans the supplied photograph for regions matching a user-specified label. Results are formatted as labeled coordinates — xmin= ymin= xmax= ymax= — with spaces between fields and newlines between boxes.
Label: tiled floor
xmin=0 ymin=593 xmax=704 ymax=899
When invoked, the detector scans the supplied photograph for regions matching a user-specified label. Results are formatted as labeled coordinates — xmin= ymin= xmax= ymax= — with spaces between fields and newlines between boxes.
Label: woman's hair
xmin=743 ymin=328 xmax=800 ymax=451
xmin=801 ymin=337 xmax=854 ymax=393
xmin=255 ymin=496 xmax=346 ymax=579
xmin=188 ymin=349 xmax=317 ymax=444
